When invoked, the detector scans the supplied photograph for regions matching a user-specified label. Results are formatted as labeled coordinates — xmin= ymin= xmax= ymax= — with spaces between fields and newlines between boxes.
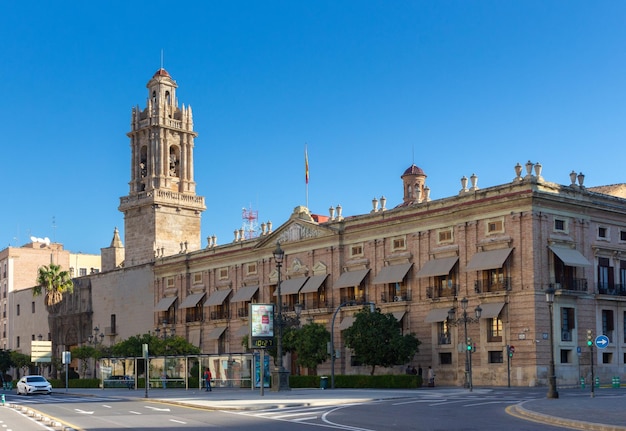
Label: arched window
xmin=165 ymin=91 xmax=171 ymax=105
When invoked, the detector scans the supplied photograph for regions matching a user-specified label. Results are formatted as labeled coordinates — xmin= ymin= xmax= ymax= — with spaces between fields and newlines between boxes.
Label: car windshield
xmin=26 ymin=376 xmax=46 ymax=382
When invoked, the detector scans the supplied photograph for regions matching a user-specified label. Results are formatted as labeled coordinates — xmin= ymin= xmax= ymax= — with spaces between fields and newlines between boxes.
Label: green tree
xmin=0 ymin=349 xmax=15 ymax=381
xmin=111 ymin=333 xmax=200 ymax=358
xmin=284 ymin=322 xmax=330 ymax=373
xmin=71 ymin=345 xmax=97 ymax=378
xmin=10 ymin=351 xmax=32 ymax=377
xmin=343 ymin=307 xmax=420 ymax=375
xmin=33 ymin=263 xmax=74 ymax=306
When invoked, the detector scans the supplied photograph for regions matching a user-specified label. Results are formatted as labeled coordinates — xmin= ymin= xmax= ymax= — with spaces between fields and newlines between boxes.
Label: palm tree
xmin=34 ymin=263 xmax=74 ymax=306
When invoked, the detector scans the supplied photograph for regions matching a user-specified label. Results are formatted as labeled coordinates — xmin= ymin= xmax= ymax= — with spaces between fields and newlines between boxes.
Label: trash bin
xmin=320 ymin=376 xmax=328 ymax=390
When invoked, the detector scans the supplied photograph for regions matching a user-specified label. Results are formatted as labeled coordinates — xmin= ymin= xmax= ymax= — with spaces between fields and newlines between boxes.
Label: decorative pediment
xmin=312 ymin=261 xmax=327 ymax=275
xmin=288 ymin=258 xmax=309 ymax=277
xmin=276 ymin=222 xmax=326 ymax=243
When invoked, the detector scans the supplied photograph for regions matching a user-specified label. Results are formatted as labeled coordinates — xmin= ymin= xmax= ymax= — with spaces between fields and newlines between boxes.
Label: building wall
xmin=150 ymin=170 xmax=626 ymax=388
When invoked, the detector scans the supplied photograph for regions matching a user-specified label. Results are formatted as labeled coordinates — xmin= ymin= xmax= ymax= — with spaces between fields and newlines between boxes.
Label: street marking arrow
xmin=145 ymin=406 xmax=171 ymax=412
xmin=74 ymin=409 xmax=94 ymax=414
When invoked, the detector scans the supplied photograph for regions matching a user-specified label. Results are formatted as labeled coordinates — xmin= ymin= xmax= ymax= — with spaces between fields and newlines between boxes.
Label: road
xmin=4 ymin=388 xmax=566 ymax=430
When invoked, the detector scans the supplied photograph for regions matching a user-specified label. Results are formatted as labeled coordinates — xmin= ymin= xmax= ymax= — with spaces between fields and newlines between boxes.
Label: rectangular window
xmin=560 ymin=307 xmax=575 ymax=341
xmin=554 ymin=219 xmax=566 ymax=231
xmin=487 ymin=318 xmax=503 ymax=342
xmin=602 ymin=352 xmax=612 ymax=364
xmin=602 ymin=309 xmax=615 ymax=342
xmin=439 ymin=352 xmax=452 ymax=365
xmin=246 ymin=262 xmax=257 ymax=275
xmin=486 ymin=218 xmax=504 ymax=234
xmin=598 ymin=227 xmax=608 ymax=239
xmin=219 ymin=268 xmax=229 ymax=279
xmin=79 ymin=268 xmax=87 ymax=276
xmin=193 ymin=272 xmax=203 ymax=284
xmin=32 ymin=301 xmax=35 ymax=313
xmin=620 ymin=230 xmax=626 ymax=242
xmin=437 ymin=321 xmax=451 ymax=345
xmin=16 ymin=336 xmax=20 ymax=348
xmin=110 ymin=314 xmax=116 ymax=335
xmin=560 ymin=349 xmax=571 ymax=364
xmin=598 ymin=257 xmax=614 ymax=294
xmin=166 ymin=277 xmax=175 ymax=288
xmin=16 ymin=304 xmax=20 ymax=316
xmin=350 ymin=244 xmax=364 ymax=258
xmin=488 ymin=351 xmax=503 ymax=363
xmin=391 ymin=237 xmax=406 ymax=251
xmin=624 ymin=311 xmax=626 ymax=343
xmin=437 ymin=228 xmax=453 ymax=244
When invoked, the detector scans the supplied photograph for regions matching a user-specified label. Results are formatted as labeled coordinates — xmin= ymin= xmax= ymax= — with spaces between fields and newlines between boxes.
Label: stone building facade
xmin=152 ymin=159 xmax=626 ymax=388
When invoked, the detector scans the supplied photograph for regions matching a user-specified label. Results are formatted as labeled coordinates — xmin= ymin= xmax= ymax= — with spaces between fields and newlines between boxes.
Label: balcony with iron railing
xmin=426 ymin=284 xmax=458 ymax=300
xmin=210 ymin=310 xmax=230 ymax=321
xmin=597 ymin=282 xmax=626 ymax=296
xmin=474 ymin=278 xmax=511 ymax=294
xmin=339 ymin=294 xmax=369 ymax=305
xmin=381 ymin=291 xmax=412 ymax=303
xmin=550 ymin=279 xmax=588 ymax=293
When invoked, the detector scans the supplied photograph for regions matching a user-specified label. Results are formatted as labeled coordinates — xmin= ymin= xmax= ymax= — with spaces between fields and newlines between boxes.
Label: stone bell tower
xmin=119 ymin=68 xmax=206 ymax=266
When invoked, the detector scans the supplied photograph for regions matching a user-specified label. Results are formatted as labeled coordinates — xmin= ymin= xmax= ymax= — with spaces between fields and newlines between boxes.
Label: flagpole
xmin=305 ymin=144 xmax=309 ymax=209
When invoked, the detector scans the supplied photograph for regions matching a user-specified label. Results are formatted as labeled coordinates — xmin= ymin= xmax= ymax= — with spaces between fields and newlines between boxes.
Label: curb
xmin=507 ymin=401 xmax=626 ymax=431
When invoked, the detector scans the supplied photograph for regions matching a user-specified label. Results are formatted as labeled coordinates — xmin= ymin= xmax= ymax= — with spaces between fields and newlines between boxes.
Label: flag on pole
xmin=305 ymin=145 xmax=309 ymax=185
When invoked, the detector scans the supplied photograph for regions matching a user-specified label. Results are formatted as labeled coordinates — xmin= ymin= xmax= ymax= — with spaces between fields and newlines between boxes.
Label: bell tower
xmin=119 ymin=69 xmax=206 ymax=266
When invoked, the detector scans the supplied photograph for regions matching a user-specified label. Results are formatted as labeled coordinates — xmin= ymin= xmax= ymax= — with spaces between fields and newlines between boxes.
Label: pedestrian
xmin=125 ymin=375 xmax=133 ymax=390
xmin=418 ymin=365 xmax=423 ymax=377
xmin=204 ymin=367 xmax=212 ymax=392
xmin=411 ymin=366 xmax=417 ymax=375
xmin=161 ymin=371 xmax=167 ymax=389
xmin=427 ymin=366 xmax=435 ymax=387
xmin=406 ymin=365 xmax=412 ymax=375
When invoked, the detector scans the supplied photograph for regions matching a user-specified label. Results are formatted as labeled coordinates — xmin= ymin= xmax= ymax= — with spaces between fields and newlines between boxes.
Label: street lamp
xmin=87 ymin=327 xmax=104 ymax=379
xmin=545 ymin=287 xmax=559 ymax=399
xmin=271 ymin=241 xmax=290 ymax=391
xmin=155 ymin=321 xmax=175 ymax=389
xmin=447 ymin=297 xmax=482 ymax=391
xmin=330 ymin=301 xmax=375 ymax=389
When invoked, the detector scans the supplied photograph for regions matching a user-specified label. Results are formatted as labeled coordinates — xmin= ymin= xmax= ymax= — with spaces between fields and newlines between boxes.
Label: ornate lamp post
xmin=545 ymin=287 xmax=559 ymax=399
xmin=155 ymin=322 xmax=175 ymax=389
xmin=88 ymin=327 xmax=104 ymax=379
xmin=272 ymin=241 xmax=290 ymax=391
xmin=448 ymin=297 xmax=482 ymax=391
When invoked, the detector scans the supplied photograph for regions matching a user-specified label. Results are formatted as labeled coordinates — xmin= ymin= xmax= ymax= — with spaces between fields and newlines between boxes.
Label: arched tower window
xmin=165 ymin=91 xmax=171 ymax=105
xmin=152 ymin=91 xmax=157 ymax=105
xmin=169 ymin=146 xmax=180 ymax=177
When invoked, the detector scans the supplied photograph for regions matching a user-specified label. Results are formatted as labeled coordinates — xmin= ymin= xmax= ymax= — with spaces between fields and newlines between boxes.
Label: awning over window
xmin=479 ymin=302 xmax=505 ymax=319
xmin=204 ymin=289 xmax=232 ymax=306
xmin=549 ymin=246 xmax=592 ymax=267
xmin=416 ymin=257 xmax=459 ymax=278
xmin=274 ymin=277 xmax=308 ymax=296
xmin=179 ymin=292 xmax=206 ymax=309
xmin=392 ymin=311 xmax=406 ymax=322
xmin=424 ymin=308 xmax=450 ymax=323
xmin=154 ymin=296 xmax=177 ymax=312
xmin=231 ymin=286 xmax=259 ymax=303
xmin=339 ymin=316 xmax=355 ymax=330
xmin=188 ymin=329 xmax=201 ymax=346
xmin=465 ymin=248 xmax=513 ymax=272
xmin=334 ymin=269 xmax=370 ymax=289
xmin=372 ymin=263 xmax=413 ymax=284
xmin=300 ymin=275 xmax=328 ymax=293
xmin=206 ymin=326 xmax=227 ymax=340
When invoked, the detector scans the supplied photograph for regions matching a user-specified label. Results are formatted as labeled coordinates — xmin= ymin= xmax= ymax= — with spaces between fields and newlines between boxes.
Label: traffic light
xmin=587 ymin=329 xmax=593 ymax=347
xmin=466 ymin=337 xmax=472 ymax=351
xmin=508 ymin=345 xmax=515 ymax=357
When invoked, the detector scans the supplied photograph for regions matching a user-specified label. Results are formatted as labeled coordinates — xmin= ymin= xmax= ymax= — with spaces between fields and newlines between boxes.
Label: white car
xmin=16 ymin=375 xmax=52 ymax=395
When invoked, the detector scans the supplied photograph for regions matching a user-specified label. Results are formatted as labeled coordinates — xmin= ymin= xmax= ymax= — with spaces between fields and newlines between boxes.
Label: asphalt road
xmin=4 ymin=388 xmax=568 ymax=431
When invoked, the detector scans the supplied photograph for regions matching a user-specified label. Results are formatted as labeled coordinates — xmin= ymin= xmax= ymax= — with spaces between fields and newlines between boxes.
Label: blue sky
xmin=2 ymin=1 xmax=625 ymax=255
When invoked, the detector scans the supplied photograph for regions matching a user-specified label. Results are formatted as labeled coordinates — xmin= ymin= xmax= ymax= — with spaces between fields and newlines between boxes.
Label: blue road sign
xmin=595 ymin=335 xmax=609 ymax=349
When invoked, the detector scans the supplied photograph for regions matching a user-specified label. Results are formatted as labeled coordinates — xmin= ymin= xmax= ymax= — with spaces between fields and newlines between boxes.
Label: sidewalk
xmin=58 ymin=386 xmax=626 ymax=430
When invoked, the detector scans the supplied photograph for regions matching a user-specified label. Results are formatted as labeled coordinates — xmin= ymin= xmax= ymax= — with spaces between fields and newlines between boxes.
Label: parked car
xmin=16 ymin=375 xmax=52 ymax=395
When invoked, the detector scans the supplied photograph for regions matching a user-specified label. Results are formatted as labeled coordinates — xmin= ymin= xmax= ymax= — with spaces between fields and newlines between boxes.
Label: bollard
xmin=1 ymin=394 xmax=5 ymax=406
xmin=595 ymin=377 xmax=600 ymax=388
xmin=580 ymin=377 xmax=585 ymax=389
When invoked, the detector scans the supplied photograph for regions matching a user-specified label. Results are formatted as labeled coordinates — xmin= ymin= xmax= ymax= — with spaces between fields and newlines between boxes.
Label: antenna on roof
xmin=412 ymin=144 xmax=415 ymax=165
xmin=160 ymin=49 xmax=164 ymax=70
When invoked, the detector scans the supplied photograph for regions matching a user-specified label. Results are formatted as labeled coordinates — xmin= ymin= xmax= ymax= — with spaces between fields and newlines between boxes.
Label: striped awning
xmin=334 ymin=269 xmax=370 ymax=289
xmin=416 ymin=257 xmax=459 ymax=278
xmin=179 ymin=293 xmax=205 ymax=309
xmin=231 ymin=286 xmax=259 ymax=303
xmin=154 ymin=296 xmax=177 ymax=311
xmin=465 ymin=248 xmax=513 ymax=272
xmin=300 ymin=275 xmax=328 ymax=293
xmin=204 ymin=289 xmax=232 ymax=306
